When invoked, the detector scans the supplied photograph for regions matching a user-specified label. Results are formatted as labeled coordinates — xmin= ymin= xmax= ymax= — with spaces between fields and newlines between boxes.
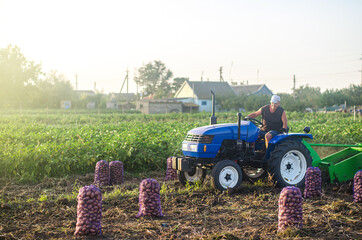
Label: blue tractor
xmin=171 ymin=93 xmax=313 ymax=191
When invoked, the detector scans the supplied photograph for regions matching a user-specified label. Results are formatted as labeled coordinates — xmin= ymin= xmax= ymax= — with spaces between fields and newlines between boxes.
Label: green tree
xmin=0 ymin=45 xmax=42 ymax=107
xmin=134 ymin=60 xmax=173 ymax=98
xmin=35 ymin=71 xmax=74 ymax=108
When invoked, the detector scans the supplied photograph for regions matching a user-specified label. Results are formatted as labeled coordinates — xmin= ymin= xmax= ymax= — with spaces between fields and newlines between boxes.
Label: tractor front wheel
xmin=268 ymin=140 xmax=312 ymax=187
xmin=211 ymin=160 xmax=243 ymax=191
xmin=178 ymin=167 xmax=206 ymax=186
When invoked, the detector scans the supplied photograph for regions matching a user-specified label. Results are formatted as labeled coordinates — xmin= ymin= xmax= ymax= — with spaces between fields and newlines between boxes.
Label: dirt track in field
xmin=0 ymin=172 xmax=361 ymax=240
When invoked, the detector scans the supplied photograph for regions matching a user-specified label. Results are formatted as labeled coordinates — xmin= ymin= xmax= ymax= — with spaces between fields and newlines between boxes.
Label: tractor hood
xmin=187 ymin=122 xmax=259 ymax=142
xmin=182 ymin=122 xmax=259 ymax=158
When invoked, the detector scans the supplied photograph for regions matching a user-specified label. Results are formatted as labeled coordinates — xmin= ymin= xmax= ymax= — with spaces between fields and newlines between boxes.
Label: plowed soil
xmin=0 ymin=172 xmax=361 ymax=240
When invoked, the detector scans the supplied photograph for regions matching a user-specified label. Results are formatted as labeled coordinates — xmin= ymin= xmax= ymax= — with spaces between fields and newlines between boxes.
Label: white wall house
xmin=174 ymin=81 xmax=236 ymax=112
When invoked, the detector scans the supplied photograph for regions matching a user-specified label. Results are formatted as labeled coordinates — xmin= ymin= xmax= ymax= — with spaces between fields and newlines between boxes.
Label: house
xmin=60 ymin=100 xmax=71 ymax=109
xmin=136 ymin=99 xmax=183 ymax=114
xmin=232 ymin=84 xmax=273 ymax=96
xmin=174 ymin=81 xmax=236 ymax=112
xmin=110 ymin=93 xmax=136 ymax=102
xmin=106 ymin=100 xmax=118 ymax=109
xmin=75 ymin=90 xmax=96 ymax=97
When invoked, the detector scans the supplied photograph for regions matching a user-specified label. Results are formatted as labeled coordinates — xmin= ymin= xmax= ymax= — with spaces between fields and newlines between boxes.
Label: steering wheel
xmin=244 ymin=117 xmax=263 ymax=127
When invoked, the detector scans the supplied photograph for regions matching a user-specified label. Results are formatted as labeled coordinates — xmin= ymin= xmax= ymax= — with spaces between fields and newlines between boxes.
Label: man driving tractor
xmin=247 ymin=95 xmax=288 ymax=149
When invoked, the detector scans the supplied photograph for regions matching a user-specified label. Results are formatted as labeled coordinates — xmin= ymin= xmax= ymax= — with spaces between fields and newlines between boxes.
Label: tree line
xmin=0 ymin=45 xmax=361 ymax=111
xmin=217 ymin=84 xmax=362 ymax=112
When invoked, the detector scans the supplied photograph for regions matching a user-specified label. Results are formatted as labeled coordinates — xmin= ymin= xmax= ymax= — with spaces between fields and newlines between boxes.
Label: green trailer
xmin=303 ymin=140 xmax=362 ymax=183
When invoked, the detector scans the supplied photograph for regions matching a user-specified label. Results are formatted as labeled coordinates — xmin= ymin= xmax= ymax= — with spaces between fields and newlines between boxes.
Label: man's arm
xmin=281 ymin=111 xmax=288 ymax=129
xmin=247 ymin=108 xmax=262 ymax=118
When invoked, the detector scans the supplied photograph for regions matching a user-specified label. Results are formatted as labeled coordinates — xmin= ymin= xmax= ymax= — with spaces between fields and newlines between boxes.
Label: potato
xmin=304 ymin=167 xmax=322 ymax=198
xmin=353 ymin=170 xmax=362 ymax=203
xmin=165 ymin=157 xmax=178 ymax=181
xmin=136 ymin=178 xmax=163 ymax=218
xmin=74 ymin=185 xmax=102 ymax=236
xmin=94 ymin=160 xmax=110 ymax=187
xmin=109 ymin=161 xmax=124 ymax=185
xmin=278 ymin=186 xmax=303 ymax=232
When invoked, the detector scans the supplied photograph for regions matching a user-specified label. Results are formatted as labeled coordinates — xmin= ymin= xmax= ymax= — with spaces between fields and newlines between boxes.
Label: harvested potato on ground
xmin=110 ymin=161 xmax=124 ymax=185
xmin=94 ymin=160 xmax=110 ymax=187
xmin=74 ymin=185 xmax=102 ymax=236
xmin=136 ymin=178 xmax=163 ymax=218
xmin=304 ymin=167 xmax=322 ymax=198
xmin=278 ymin=186 xmax=303 ymax=232
xmin=165 ymin=157 xmax=177 ymax=181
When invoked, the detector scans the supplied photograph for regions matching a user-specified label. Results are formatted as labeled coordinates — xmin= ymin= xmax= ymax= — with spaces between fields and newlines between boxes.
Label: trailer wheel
xmin=268 ymin=140 xmax=312 ymax=187
xmin=241 ymin=166 xmax=267 ymax=183
xmin=211 ymin=160 xmax=243 ymax=191
xmin=178 ymin=167 xmax=206 ymax=186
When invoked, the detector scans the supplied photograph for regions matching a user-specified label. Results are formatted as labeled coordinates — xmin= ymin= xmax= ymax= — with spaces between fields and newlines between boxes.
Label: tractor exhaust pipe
xmin=210 ymin=90 xmax=217 ymax=125
xmin=237 ymin=113 xmax=242 ymax=140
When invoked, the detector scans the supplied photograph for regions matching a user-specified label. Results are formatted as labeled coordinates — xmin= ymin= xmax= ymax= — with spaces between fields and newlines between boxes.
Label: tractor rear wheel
xmin=211 ymin=160 xmax=243 ymax=191
xmin=178 ymin=167 xmax=206 ymax=186
xmin=268 ymin=140 xmax=312 ymax=187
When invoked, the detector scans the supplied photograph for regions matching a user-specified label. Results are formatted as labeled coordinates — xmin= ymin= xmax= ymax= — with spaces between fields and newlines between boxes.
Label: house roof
xmin=75 ymin=90 xmax=95 ymax=95
xmin=175 ymin=81 xmax=236 ymax=99
xmin=231 ymin=84 xmax=273 ymax=96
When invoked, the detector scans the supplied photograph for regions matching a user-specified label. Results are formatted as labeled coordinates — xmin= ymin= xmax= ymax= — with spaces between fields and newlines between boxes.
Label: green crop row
xmin=0 ymin=111 xmax=360 ymax=182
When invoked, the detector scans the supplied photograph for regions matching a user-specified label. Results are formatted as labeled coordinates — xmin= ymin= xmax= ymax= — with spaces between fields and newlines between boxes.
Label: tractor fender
xmin=264 ymin=133 xmax=313 ymax=162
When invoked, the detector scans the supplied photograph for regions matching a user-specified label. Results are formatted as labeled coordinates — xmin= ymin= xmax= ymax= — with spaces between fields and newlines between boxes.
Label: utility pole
xmin=360 ymin=54 xmax=362 ymax=86
xmin=94 ymin=82 xmax=96 ymax=92
xmin=201 ymin=71 xmax=204 ymax=81
xmin=219 ymin=66 xmax=224 ymax=82
xmin=75 ymin=73 xmax=78 ymax=90
xmin=293 ymin=75 xmax=296 ymax=100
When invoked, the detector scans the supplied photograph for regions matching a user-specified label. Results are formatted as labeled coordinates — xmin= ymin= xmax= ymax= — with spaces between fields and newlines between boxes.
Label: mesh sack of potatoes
xmin=109 ymin=161 xmax=124 ymax=185
xmin=165 ymin=157 xmax=178 ymax=181
xmin=74 ymin=185 xmax=102 ymax=236
xmin=353 ymin=170 xmax=362 ymax=203
xmin=304 ymin=167 xmax=322 ymax=198
xmin=278 ymin=186 xmax=303 ymax=232
xmin=136 ymin=178 xmax=164 ymax=218
xmin=94 ymin=160 xmax=110 ymax=187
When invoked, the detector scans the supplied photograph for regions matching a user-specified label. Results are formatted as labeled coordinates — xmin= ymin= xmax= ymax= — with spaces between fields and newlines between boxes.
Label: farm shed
xmin=136 ymin=99 xmax=182 ymax=114
xmin=231 ymin=84 xmax=273 ymax=96
xmin=174 ymin=81 xmax=236 ymax=112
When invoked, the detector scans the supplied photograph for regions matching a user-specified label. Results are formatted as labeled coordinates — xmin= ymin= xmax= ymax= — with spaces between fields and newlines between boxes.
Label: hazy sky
xmin=1 ymin=0 xmax=362 ymax=94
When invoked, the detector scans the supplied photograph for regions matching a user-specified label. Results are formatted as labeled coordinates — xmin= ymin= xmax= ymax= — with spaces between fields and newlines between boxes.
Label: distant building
xmin=232 ymin=84 xmax=273 ymax=96
xmin=110 ymin=93 xmax=136 ymax=102
xmin=75 ymin=90 xmax=96 ymax=97
xmin=60 ymin=100 xmax=71 ymax=109
xmin=136 ymin=99 xmax=182 ymax=114
xmin=87 ymin=102 xmax=96 ymax=109
xmin=106 ymin=100 xmax=118 ymax=109
xmin=174 ymin=81 xmax=236 ymax=112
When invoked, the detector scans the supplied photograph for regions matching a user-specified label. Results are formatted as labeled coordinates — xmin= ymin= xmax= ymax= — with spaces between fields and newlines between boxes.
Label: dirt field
xmin=0 ymin=172 xmax=361 ymax=240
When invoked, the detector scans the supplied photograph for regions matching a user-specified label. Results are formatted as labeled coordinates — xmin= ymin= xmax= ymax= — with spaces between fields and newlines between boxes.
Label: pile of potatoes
xmin=136 ymin=178 xmax=163 ymax=218
xmin=110 ymin=161 xmax=124 ymax=185
xmin=165 ymin=157 xmax=178 ymax=181
xmin=353 ymin=170 xmax=362 ymax=203
xmin=74 ymin=185 xmax=102 ymax=236
xmin=94 ymin=160 xmax=110 ymax=187
xmin=304 ymin=167 xmax=322 ymax=198
xmin=278 ymin=186 xmax=303 ymax=232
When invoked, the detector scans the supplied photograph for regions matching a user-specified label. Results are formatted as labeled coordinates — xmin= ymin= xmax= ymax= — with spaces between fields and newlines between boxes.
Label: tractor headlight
xmin=189 ymin=144 xmax=197 ymax=152
xmin=182 ymin=143 xmax=188 ymax=151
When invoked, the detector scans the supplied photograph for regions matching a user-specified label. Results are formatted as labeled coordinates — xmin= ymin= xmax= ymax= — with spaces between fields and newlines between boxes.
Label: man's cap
xmin=270 ymin=95 xmax=281 ymax=103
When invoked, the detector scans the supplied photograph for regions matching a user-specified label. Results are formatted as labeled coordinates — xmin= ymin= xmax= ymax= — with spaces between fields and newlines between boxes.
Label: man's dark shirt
xmin=260 ymin=104 xmax=284 ymax=132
